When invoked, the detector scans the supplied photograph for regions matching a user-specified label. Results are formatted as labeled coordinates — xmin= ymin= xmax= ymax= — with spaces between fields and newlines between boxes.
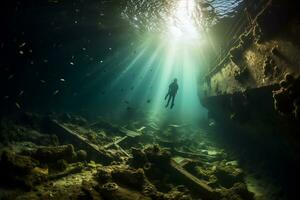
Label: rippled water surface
xmin=122 ymin=0 xmax=244 ymax=33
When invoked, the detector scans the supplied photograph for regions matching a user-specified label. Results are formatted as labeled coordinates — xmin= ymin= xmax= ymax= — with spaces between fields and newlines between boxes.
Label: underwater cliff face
xmin=200 ymin=1 xmax=300 ymax=199
xmin=0 ymin=0 xmax=300 ymax=200
xmin=201 ymin=0 xmax=300 ymax=154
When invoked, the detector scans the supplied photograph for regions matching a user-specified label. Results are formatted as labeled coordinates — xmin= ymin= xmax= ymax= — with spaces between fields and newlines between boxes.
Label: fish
xmin=53 ymin=90 xmax=59 ymax=95
xmin=19 ymin=43 xmax=26 ymax=48
xmin=15 ymin=102 xmax=21 ymax=109
xmin=8 ymin=74 xmax=14 ymax=80
xmin=230 ymin=113 xmax=236 ymax=119
xmin=209 ymin=121 xmax=215 ymax=127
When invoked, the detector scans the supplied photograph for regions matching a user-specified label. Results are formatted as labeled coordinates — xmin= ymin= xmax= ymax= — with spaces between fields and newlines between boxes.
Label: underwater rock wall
xmin=204 ymin=0 xmax=300 ymax=96
xmin=201 ymin=0 xmax=300 ymax=156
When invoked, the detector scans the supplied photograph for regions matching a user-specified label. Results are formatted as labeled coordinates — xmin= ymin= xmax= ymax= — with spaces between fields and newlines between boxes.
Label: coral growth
xmin=273 ymin=73 xmax=300 ymax=119
xmin=0 ymin=151 xmax=45 ymax=189
xmin=32 ymin=144 xmax=76 ymax=163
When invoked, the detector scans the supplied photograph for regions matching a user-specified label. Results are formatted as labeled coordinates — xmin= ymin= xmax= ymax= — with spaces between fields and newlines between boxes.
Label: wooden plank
xmin=104 ymin=136 xmax=128 ymax=149
xmin=47 ymin=120 xmax=114 ymax=165
xmin=170 ymin=159 xmax=217 ymax=200
xmin=120 ymin=127 xmax=141 ymax=137
xmin=172 ymin=148 xmax=217 ymax=162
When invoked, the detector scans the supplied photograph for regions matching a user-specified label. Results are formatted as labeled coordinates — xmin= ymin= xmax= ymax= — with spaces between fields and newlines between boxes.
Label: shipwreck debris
xmin=46 ymin=120 xmax=114 ymax=164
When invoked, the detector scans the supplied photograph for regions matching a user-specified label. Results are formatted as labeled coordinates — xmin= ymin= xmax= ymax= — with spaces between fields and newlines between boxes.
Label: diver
xmin=165 ymin=78 xmax=179 ymax=109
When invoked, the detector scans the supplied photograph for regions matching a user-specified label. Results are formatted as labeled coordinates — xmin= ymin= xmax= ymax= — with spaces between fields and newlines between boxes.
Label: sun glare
xmin=167 ymin=0 xmax=201 ymax=42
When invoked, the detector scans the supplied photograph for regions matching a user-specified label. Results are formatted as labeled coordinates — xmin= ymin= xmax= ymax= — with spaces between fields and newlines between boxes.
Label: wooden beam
xmin=170 ymin=158 xmax=218 ymax=200
xmin=46 ymin=120 xmax=114 ymax=165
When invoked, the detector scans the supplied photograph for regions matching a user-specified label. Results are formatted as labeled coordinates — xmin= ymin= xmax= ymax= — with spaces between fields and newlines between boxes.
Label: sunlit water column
xmin=149 ymin=0 xmax=208 ymax=125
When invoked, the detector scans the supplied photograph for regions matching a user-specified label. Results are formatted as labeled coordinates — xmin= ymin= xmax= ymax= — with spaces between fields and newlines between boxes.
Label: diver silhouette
xmin=165 ymin=78 xmax=179 ymax=109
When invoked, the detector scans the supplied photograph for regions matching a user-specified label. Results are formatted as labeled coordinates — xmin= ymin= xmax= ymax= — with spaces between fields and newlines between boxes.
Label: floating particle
xmin=15 ymin=102 xmax=21 ymax=109
xmin=74 ymin=20 xmax=78 ymax=24
xmin=19 ymin=43 xmax=26 ymax=48
xmin=4 ymin=96 xmax=9 ymax=99
xmin=29 ymin=49 xmax=33 ymax=53
xmin=60 ymin=78 xmax=65 ymax=82
xmin=71 ymin=55 xmax=75 ymax=59
xmin=82 ymin=47 xmax=86 ymax=51
xmin=19 ymin=50 xmax=24 ymax=55
xmin=30 ymin=61 xmax=34 ymax=65
xmin=43 ymin=59 xmax=48 ymax=63
xmin=75 ymin=9 xmax=80 ymax=13
xmin=230 ymin=113 xmax=236 ymax=120
xmin=40 ymin=80 xmax=46 ymax=83
xmin=147 ymin=99 xmax=151 ymax=103
xmin=19 ymin=90 xmax=24 ymax=96
xmin=108 ymin=47 xmax=112 ymax=51
xmin=48 ymin=0 xmax=59 ymax=3
xmin=100 ymin=60 xmax=103 ymax=63
xmin=8 ymin=74 xmax=14 ymax=80
xmin=70 ymin=62 xmax=74 ymax=65
xmin=53 ymin=90 xmax=59 ymax=95
xmin=124 ymin=100 xmax=129 ymax=104
xmin=209 ymin=121 xmax=215 ymax=127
